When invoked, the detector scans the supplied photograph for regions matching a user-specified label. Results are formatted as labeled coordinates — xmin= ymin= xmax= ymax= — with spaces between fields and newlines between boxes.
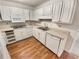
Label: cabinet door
xmin=33 ymin=28 xmax=40 ymax=40
xmin=34 ymin=8 xmax=43 ymax=20
xmin=33 ymin=10 xmax=38 ymax=20
xmin=0 ymin=6 xmax=11 ymax=21
xmin=29 ymin=10 xmax=34 ymax=20
xmin=60 ymin=0 xmax=75 ymax=23
xmin=14 ymin=29 xmax=23 ymax=41
xmin=37 ymin=8 xmax=43 ymax=18
xmin=43 ymin=4 xmax=52 ymax=19
xmin=52 ymin=0 xmax=62 ymax=22
xmin=22 ymin=28 xmax=33 ymax=39
xmin=33 ymin=28 xmax=37 ymax=38
xmin=23 ymin=9 xmax=29 ymax=20
xmin=70 ymin=32 xmax=79 ymax=56
xmin=39 ymin=31 xmax=46 ymax=45
xmin=46 ymin=34 xmax=60 ymax=54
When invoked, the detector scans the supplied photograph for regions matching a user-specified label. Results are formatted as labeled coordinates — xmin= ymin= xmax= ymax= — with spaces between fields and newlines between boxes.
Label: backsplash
xmin=40 ymin=22 xmax=59 ymax=28
xmin=0 ymin=21 xmax=11 ymax=28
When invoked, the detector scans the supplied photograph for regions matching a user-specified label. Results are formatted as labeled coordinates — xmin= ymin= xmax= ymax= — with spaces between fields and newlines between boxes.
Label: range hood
xmin=39 ymin=19 xmax=52 ymax=22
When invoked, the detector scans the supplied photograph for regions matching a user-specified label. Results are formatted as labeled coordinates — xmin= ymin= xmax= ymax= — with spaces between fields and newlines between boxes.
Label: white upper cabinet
xmin=29 ymin=10 xmax=34 ymax=20
xmin=52 ymin=0 xmax=62 ymax=22
xmin=33 ymin=9 xmax=38 ymax=20
xmin=34 ymin=8 xmax=43 ymax=20
xmin=60 ymin=0 xmax=76 ymax=23
xmin=23 ymin=9 xmax=30 ymax=20
xmin=0 ymin=6 xmax=30 ymax=22
xmin=0 ymin=6 xmax=11 ymax=21
xmin=10 ymin=7 xmax=25 ymax=22
xmin=43 ymin=4 xmax=52 ymax=19
xmin=33 ymin=3 xmax=52 ymax=20
xmin=37 ymin=8 xmax=44 ymax=18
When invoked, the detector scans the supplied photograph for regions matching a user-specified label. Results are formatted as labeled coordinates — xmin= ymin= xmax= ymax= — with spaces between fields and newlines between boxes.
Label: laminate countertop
xmin=47 ymin=28 xmax=70 ymax=39
xmin=34 ymin=26 xmax=70 ymax=39
xmin=0 ymin=28 xmax=13 ymax=32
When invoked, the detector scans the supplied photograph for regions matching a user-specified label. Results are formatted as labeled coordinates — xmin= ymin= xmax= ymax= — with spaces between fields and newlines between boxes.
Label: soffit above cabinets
xmin=1 ymin=0 xmax=49 ymax=7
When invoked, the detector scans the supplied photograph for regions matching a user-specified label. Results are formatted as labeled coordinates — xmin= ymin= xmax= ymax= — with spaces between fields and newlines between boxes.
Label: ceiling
xmin=1 ymin=0 xmax=49 ymax=7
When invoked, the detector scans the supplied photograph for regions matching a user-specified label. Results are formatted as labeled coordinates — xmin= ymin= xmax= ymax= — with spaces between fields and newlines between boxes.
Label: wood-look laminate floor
xmin=7 ymin=37 xmax=78 ymax=59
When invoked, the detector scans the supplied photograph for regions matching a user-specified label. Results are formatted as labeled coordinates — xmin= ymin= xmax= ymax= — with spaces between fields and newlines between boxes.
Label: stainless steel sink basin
xmin=38 ymin=27 xmax=49 ymax=31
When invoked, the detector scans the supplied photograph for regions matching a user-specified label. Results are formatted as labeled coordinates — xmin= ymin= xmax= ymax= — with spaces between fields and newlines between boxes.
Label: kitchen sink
xmin=38 ymin=27 xmax=49 ymax=31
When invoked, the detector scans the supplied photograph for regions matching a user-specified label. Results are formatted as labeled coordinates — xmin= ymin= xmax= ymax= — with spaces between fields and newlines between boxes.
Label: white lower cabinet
xmin=14 ymin=27 xmax=32 ymax=41
xmin=14 ymin=29 xmax=23 ymax=41
xmin=24 ymin=27 xmax=33 ymax=37
xmin=33 ymin=28 xmax=40 ymax=40
xmin=39 ymin=30 xmax=46 ymax=45
xmin=46 ymin=33 xmax=60 ymax=55
xmin=33 ymin=28 xmax=46 ymax=45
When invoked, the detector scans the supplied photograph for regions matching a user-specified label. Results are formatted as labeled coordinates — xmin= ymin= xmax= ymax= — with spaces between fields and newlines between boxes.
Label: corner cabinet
xmin=60 ymin=0 xmax=76 ymax=23
xmin=33 ymin=28 xmax=46 ymax=45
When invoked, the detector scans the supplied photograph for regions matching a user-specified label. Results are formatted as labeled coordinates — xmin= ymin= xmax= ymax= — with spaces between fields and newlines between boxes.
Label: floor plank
xmin=7 ymin=37 xmax=78 ymax=59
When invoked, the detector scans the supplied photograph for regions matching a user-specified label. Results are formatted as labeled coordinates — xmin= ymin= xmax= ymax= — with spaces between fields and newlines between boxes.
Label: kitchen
xmin=0 ymin=0 xmax=79 ymax=59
